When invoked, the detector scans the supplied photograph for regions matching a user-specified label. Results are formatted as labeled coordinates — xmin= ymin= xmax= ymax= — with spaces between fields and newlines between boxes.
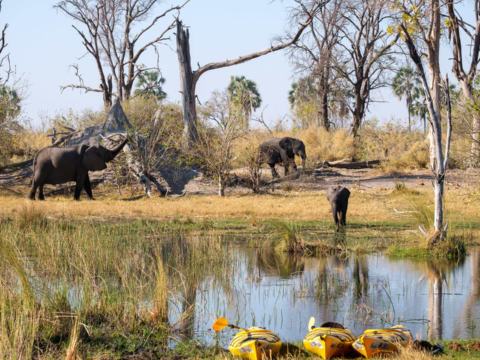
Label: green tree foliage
xmin=392 ymin=67 xmax=421 ymax=131
xmin=288 ymin=77 xmax=353 ymax=129
xmin=0 ymin=86 xmax=23 ymax=164
xmin=134 ymin=71 xmax=167 ymax=100
xmin=227 ymin=76 xmax=261 ymax=118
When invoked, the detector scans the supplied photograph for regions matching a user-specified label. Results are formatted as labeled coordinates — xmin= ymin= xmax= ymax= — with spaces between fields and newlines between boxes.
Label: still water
xmin=176 ymin=247 xmax=480 ymax=346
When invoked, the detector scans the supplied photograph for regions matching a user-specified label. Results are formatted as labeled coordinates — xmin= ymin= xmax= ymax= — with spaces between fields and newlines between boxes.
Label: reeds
xmin=0 ymin=214 xmax=232 ymax=358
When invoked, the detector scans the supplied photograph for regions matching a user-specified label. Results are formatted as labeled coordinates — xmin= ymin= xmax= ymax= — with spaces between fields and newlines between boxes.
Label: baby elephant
xmin=326 ymin=186 xmax=350 ymax=228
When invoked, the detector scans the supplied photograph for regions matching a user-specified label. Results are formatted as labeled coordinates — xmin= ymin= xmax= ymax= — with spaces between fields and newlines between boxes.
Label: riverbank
xmin=0 ymin=186 xmax=479 ymax=358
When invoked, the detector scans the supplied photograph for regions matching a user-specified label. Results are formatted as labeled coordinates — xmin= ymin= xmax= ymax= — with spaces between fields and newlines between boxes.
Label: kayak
xmin=303 ymin=321 xmax=355 ymax=359
xmin=228 ymin=327 xmax=282 ymax=360
xmin=352 ymin=325 xmax=413 ymax=358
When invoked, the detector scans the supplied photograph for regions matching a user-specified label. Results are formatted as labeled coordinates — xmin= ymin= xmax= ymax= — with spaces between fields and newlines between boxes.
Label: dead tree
xmin=335 ymin=0 xmax=399 ymax=137
xmin=176 ymin=0 xmax=329 ymax=146
xmin=284 ymin=0 xmax=343 ymax=130
xmin=447 ymin=0 xmax=480 ymax=167
xmin=55 ymin=0 xmax=190 ymax=107
xmin=0 ymin=0 xmax=10 ymax=87
xmin=401 ymin=24 xmax=452 ymax=239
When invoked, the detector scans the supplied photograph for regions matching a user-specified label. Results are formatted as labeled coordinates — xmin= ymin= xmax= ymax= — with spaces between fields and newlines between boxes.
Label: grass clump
xmin=16 ymin=203 xmax=48 ymax=229
xmin=267 ymin=220 xmax=305 ymax=253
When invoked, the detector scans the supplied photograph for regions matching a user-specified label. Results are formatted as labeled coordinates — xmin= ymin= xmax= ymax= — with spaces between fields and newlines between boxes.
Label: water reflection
xmin=191 ymin=246 xmax=478 ymax=347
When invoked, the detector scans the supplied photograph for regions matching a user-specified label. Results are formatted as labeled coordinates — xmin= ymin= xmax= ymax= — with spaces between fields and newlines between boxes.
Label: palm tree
xmin=134 ymin=71 xmax=167 ymax=100
xmin=392 ymin=67 xmax=421 ymax=131
xmin=227 ymin=76 xmax=261 ymax=118
xmin=410 ymin=87 xmax=428 ymax=134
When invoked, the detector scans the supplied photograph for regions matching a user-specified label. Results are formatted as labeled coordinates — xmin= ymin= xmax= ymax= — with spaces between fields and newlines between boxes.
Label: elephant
xmin=260 ymin=137 xmax=307 ymax=178
xmin=28 ymin=137 xmax=129 ymax=201
xmin=326 ymin=185 xmax=350 ymax=228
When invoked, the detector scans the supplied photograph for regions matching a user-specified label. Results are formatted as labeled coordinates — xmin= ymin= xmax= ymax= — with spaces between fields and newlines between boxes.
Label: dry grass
xmin=0 ymin=186 xmax=479 ymax=227
xmin=234 ymin=123 xmax=431 ymax=173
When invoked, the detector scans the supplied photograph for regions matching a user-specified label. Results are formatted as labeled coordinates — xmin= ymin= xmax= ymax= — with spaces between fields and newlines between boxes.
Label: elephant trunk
xmin=106 ymin=136 xmax=129 ymax=162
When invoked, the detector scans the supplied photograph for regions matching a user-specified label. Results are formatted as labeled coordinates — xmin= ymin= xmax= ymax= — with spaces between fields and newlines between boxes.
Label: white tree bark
xmin=428 ymin=277 xmax=443 ymax=340
xmin=123 ymin=143 xmax=152 ymax=197
xmin=401 ymin=24 xmax=452 ymax=234
xmin=447 ymin=0 xmax=480 ymax=167
xmin=218 ymin=175 xmax=225 ymax=197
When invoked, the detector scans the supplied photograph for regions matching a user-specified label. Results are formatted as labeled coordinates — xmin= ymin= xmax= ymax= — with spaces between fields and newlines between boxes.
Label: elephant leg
xmin=74 ymin=173 xmax=87 ymax=201
xmin=38 ymin=185 xmax=45 ymax=200
xmin=269 ymin=164 xmax=279 ymax=178
xmin=84 ymin=174 xmax=94 ymax=200
xmin=342 ymin=203 xmax=348 ymax=226
xmin=28 ymin=182 xmax=37 ymax=200
xmin=338 ymin=210 xmax=345 ymax=227
xmin=331 ymin=204 xmax=339 ymax=228
xmin=284 ymin=165 xmax=289 ymax=176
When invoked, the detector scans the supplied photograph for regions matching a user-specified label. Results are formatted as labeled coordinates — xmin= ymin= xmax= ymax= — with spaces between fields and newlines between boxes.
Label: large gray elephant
xmin=28 ymin=137 xmax=129 ymax=200
xmin=260 ymin=137 xmax=307 ymax=178
xmin=326 ymin=185 xmax=350 ymax=228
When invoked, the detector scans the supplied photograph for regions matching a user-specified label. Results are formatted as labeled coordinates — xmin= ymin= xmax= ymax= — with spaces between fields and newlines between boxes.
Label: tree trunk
xmin=428 ymin=277 xmax=443 ymax=340
xmin=400 ymin=24 xmax=452 ymax=234
xmin=102 ymin=74 xmax=113 ymax=107
xmin=472 ymin=116 xmax=480 ymax=167
xmin=350 ymin=87 xmax=364 ymax=137
xmin=123 ymin=143 xmax=153 ymax=197
xmin=321 ymin=84 xmax=329 ymax=130
xmin=426 ymin=0 xmax=442 ymax=172
xmin=407 ymin=99 xmax=411 ymax=131
xmin=176 ymin=22 xmax=198 ymax=148
xmin=319 ymin=72 xmax=330 ymax=130
xmin=218 ymin=175 xmax=225 ymax=197
xmin=433 ymin=180 xmax=444 ymax=232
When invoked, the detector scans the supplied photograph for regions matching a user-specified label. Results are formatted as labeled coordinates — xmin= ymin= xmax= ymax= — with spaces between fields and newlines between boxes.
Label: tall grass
xmin=408 ymin=195 xmax=434 ymax=231
xmin=0 ymin=211 xmax=232 ymax=358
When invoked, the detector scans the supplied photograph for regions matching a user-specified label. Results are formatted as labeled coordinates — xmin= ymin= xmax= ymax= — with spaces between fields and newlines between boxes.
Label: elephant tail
xmin=31 ymin=152 xmax=39 ymax=186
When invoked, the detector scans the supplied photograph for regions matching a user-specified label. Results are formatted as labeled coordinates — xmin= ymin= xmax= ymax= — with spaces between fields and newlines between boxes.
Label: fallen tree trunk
xmin=44 ymin=179 xmax=103 ymax=196
xmin=264 ymin=171 xmax=300 ymax=185
xmin=52 ymin=131 xmax=78 ymax=146
xmin=0 ymin=159 xmax=33 ymax=172
xmin=322 ymin=160 xmax=383 ymax=169
xmin=0 ymin=131 xmax=79 ymax=173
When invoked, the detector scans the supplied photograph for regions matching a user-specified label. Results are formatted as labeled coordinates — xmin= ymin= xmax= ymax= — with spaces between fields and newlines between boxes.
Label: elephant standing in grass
xmin=326 ymin=186 xmax=350 ymax=228
xmin=28 ymin=137 xmax=129 ymax=201
xmin=260 ymin=137 xmax=306 ymax=178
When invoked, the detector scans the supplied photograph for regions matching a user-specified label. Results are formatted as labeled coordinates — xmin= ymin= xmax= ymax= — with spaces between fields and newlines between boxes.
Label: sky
xmin=1 ymin=0 xmax=473 ymax=129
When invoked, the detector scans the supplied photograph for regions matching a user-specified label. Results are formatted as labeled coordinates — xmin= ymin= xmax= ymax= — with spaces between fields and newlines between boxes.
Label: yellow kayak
xmin=352 ymin=325 xmax=413 ymax=358
xmin=303 ymin=321 xmax=355 ymax=359
xmin=229 ymin=327 xmax=282 ymax=360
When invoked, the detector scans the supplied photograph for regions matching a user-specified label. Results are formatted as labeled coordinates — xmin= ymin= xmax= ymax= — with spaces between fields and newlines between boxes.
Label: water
xmin=181 ymin=246 xmax=480 ymax=347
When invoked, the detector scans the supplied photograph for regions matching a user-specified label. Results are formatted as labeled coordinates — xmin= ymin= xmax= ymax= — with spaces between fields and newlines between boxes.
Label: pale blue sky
xmin=1 ymin=0 xmax=471 ymax=129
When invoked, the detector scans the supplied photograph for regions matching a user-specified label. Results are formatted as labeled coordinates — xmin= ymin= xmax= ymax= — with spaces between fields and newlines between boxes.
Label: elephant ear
xmin=344 ymin=188 xmax=351 ymax=199
xmin=292 ymin=139 xmax=305 ymax=154
xmin=279 ymin=138 xmax=294 ymax=157
xmin=82 ymin=146 xmax=107 ymax=171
